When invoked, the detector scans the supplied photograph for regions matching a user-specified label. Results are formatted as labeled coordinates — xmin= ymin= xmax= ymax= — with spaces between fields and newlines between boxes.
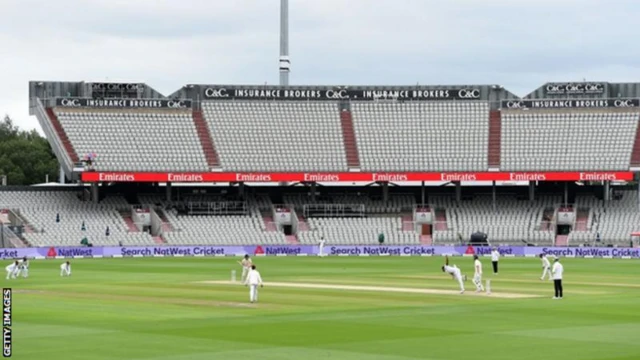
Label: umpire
xmin=552 ymin=258 xmax=564 ymax=299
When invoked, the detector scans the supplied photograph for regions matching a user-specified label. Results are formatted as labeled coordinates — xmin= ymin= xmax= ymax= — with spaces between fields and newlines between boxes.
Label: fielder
xmin=60 ymin=261 xmax=71 ymax=276
xmin=238 ymin=255 xmax=252 ymax=282
xmin=244 ymin=265 xmax=263 ymax=303
xmin=319 ymin=237 xmax=326 ymax=257
xmin=540 ymin=254 xmax=552 ymax=280
xmin=441 ymin=256 xmax=466 ymax=294
xmin=16 ymin=256 xmax=29 ymax=278
xmin=5 ymin=261 xmax=19 ymax=280
xmin=473 ymin=255 xmax=485 ymax=292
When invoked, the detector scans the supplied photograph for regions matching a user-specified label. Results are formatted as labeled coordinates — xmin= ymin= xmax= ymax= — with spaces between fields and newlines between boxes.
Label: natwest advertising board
xmin=80 ymin=171 xmax=634 ymax=183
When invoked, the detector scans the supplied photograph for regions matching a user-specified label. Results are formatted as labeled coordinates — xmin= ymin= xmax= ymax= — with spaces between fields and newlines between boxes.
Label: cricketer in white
xmin=60 ymin=261 xmax=71 ymax=276
xmin=442 ymin=256 xmax=465 ymax=294
xmin=5 ymin=261 xmax=19 ymax=280
xmin=16 ymin=257 xmax=29 ymax=278
xmin=473 ymin=255 xmax=485 ymax=292
xmin=540 ymin=254 xmax=552 ymax=280
xmin=238 ymin=255 xmax=252 ymax=283
xmin=319 ymin=237 xmax=326 ymax=257
xmin=244 ymin=265 xmax=263 ymax=303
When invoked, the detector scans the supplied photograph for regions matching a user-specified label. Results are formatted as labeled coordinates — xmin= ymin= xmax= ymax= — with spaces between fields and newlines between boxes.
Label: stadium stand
xmin=0 ymin=191 xmax=155 ymax=246
xmin=202 ymin=101 xmax=348 ymax=171
xmin=431 ymin=195 xmax=559 ymax=246
xmin=138 ymin=194 xmax=283 ymax=245
xmin=54 ymin=108 xmax=209 ymax=171
xmin=3 ymin=188 xmax=640 ymax=247
xmin=21 ymin=81 xmax=640 ymax=249
xmin=46 ymin=108 xmax=80 ymax=164
xmin=161 ymin=209 xmax=284 ymax=245
xmin=350 ymin=101 xmax=490 ymax=171
xmin=283 ymin=194 xmax=416 ymax=214
xmin=500 ymin=110 xmax=639 ymax=171
xmin=298 ymin=216 xmax=419 ymax=245
xmin=570 ymin=191 xmax=640 ymax=246
xmin=281 ymin=193 xmax=419 ymax=245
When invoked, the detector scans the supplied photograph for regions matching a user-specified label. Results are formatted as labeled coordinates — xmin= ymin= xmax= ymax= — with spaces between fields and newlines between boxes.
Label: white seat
xmin=501 ymin=111 xmax=638 ymax=171
xmin=351 ymin=102 xmax=490 ymax=171
xmin=55 ymin=108 xmax=208 ymax=171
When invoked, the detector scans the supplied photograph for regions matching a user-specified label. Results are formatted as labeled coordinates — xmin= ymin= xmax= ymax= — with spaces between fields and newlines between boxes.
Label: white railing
xmin=34 ymin=98 xmax=73 ymax=172
xmin=303 ymin=203 xmax=365 ymax=218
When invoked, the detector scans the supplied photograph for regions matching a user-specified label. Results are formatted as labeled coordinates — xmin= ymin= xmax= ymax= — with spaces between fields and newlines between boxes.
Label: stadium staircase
xmin=13 ymin=211 xmax=38 ymax=235
xmin=156 ymin=209 xmax=174 ymax=232
xmin=120 ymin=211 xmax=140 ymax=232
xmin=297 ymin=215 xmax=310 ymax=231
xmin=401 ymin=214 xmax=414 ymax=231
xmin=339 ymin=109 xmax=361 ymax=170
xmin=434 ymin=209 xmax=448 ymax=231
xmin=488 ymin=110 xmax=501 ymax=169
xmin=420 ymin=235 xmax=433 ymax=245
xmin=192 ymin=110 xmax=221 ymax=170
xmin=46 ymin=108 xmax=79 ymax=163
xmin=152 ymin=236 xmax=165 ymax=245
xmin=285 ymin=235 xmax=300 ymax=244
xmin=261 ymin=212 xmax=278 ymax=232
xmin=541 ymin=208 xmax=555 ymax=231
xmin=401 ymin=213 xmax=431 ymax=243
xmin=555 ymin=235 xmax=569 ymax=246
xmin=630 ymin=117 xmax=640 ymax=168
xmin=2 ymin=225 xmax=29 ymax=248
xmin=575 ymin=208 xmax=589 ymax=231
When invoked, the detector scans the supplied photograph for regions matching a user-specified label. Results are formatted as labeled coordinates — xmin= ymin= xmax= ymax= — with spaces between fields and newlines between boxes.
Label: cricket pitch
xmin=196 ymin=280 xmax=541 ymax=299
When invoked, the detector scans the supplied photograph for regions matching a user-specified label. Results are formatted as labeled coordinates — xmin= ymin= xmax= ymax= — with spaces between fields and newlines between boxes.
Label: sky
xmin=1 ymin=0 xmax=640 ymax=132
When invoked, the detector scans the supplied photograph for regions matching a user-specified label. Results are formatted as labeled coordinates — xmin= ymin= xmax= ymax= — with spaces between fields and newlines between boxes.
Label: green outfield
xmin=8 ymin=256 xmax=640 ymax=360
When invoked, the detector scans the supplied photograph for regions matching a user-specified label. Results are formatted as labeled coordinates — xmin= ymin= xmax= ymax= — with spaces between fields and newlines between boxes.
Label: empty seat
xmin=202 ymin=101 xmax=348 ymax=171
xmin=54 ymin=108 xmax=208 ymax=171
xmin=0 ymin=191 xmax=155 ymax=246
xmin=351 ymin=101 xmax=490 ymax=171
xmin=430 ymin=195 xmax=558 ymax=246
xmin=501 ymin=111 xmax=639 ymax=171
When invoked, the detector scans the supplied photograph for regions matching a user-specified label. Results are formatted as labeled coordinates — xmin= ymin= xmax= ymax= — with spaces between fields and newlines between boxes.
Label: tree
xmin=0 ymin=115 xmax=58 ymax=185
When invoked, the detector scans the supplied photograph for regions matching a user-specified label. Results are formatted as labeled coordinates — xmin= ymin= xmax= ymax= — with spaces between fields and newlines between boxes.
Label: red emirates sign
xmin=80 ymin=171 xmax=635 ymax=183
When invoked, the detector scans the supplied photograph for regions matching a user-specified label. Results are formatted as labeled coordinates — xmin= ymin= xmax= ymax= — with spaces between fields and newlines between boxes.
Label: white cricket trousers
xmin=5 ymin=270 xmax=14 ymax=280
xmin=242 ymin=267 xmax=249 ymax=282
xmin=319 ymin=244 xmax=325 ymax=257
xmin=249 ymin=285 xmax=259 ymax=302
xmin=60 ymin=268 xmax=71 ymax=276
xmin=19 ymin=267 xmax=28 ymax=278
xmin=473 ymin=274 xmax=484 ymax=291
xmin=454 ymin=273 xmax=465 ymax=291
xmin=541 ymin=266 xmax=552 ymax=280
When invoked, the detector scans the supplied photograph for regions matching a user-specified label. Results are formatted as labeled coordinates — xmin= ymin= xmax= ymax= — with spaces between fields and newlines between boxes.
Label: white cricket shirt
xmin=491 ymin=251 xmax=500 ymax=262
xmin=552 ymin=262 xmax=564 ymax=280
xmin=542 ymin=256 xmax=550 ymax=268
xmin=474 ymin=259 xmax=482 ymax=275
xmin=444 ymin=265 xmax=460 ymax=276
xmin=245 ymin=270 xmax=263 ymax=285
